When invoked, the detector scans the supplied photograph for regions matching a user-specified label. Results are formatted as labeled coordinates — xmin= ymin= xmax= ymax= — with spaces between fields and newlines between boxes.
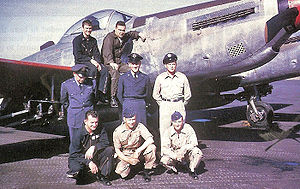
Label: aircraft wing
xmin=0 ymin=58 xmax=72 ymax=102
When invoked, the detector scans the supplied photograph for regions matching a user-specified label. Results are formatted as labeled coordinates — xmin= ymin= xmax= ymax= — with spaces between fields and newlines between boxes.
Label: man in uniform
xmin=73 ymin=19 xmax=109 ymax=103
xmin=67 ymin=110 xmax=114 ymax=186
xmin=160 ymin=111 xmax=203 ymax=180
xmin=60 ymin=64 xmax=95 ymax=141
xmin=117 ymin=53 xmax=150 ymax=126
xmin=101 ymin=21 xmax=146 ymax=107
xmin=113 ymin=108 xmax=156 ymax=182
xmin=152 ymin=53 xmax=192 ymax=153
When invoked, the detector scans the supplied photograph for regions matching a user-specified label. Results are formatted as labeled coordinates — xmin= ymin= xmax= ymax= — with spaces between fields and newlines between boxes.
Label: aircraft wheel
xmin=246 ymin=101 xmax=274 ymax=129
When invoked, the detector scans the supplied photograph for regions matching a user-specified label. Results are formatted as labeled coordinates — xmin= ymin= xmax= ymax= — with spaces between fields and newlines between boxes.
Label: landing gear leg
xmin=246 ymin=97 xmax=274 ymax=129
xmin=238 ymin=84 xmax=274 ymax=129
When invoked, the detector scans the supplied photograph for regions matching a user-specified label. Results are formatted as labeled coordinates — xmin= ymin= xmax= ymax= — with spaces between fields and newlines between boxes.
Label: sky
xmin=0 ymin=0 xmax=208 ymax=60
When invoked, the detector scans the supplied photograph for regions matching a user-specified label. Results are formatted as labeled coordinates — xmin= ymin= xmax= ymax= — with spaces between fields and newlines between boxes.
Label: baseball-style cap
xmin=171 ymin=111 xmax=183 ymax=121
xmin=123 ymin=107 xmax=136 ymax=118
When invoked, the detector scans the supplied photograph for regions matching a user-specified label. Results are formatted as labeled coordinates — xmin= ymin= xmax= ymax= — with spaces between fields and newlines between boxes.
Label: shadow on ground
xmin=1 ymin=103 xmax=299 ymax=166
xmin=0 ymin=137 xmax=68 ymax=164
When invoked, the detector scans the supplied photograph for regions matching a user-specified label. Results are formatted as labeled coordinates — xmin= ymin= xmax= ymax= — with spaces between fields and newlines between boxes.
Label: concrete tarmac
xmin=0 ymin=80 xmax=299 ymax=188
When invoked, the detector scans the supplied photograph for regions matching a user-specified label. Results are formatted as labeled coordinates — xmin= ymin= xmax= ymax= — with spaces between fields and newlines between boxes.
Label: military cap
xmin=171 ymin=111 xmax=183 ymax=121
xmin=128 ymin=53 xmax=143 ymax=64
xmin=163 ymin=53 xmax=177 ymax=64
xmin=72 ymin=64 xmax=88 ymax=77
xmin=123 ymin=107 xmax=136 ymax=118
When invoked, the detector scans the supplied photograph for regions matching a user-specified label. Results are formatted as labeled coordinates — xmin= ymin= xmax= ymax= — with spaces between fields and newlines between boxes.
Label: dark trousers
xmin=68 ymin=127 xmax=81 ymax=143
xmin=68 ymin=146 xmax=114 ymax=177
xmin=76 ymin=62 xmax=109 ymax=94
xmin=97 ymin=65 xmax=109 ymax=94
xmin=123 ymin=99 xmax=146 ymax=126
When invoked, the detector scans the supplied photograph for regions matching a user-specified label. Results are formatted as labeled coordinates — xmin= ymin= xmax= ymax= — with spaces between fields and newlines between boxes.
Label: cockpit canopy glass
xmin=62 ymin=10 xmax=113 ymax=37
xmin=62 ymin=10 xmax=133 ymax=38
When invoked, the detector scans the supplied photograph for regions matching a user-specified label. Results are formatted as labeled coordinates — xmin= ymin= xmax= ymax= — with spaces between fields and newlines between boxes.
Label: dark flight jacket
xmin=69 ymin=124 xmax=110 ymax=167
xmin=73 ymin=33 xmax=102 ymax=64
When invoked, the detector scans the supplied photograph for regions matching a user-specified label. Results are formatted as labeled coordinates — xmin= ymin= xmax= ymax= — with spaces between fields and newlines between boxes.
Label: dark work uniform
xmin=117 ymin=71 xmax=150 ymax=125
xmin=73 ymin=33 xmax=108 ymax=94
xmin=101 ymin=31 xmax=140 ymax=97
xmin=68 ymin=124 xmax=114 ymax=177
xmin=60 ymin=77 xmax=96 ymax=141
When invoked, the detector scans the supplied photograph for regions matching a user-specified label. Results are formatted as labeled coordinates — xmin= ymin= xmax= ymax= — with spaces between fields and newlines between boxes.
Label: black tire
xmin=246 ymin=101 xmax=274 ymax=129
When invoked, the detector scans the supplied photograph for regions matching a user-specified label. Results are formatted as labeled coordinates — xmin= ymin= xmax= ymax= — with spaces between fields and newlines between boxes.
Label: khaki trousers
xmin=160 ymin=147 xmax=203 ymax=172
xmin=115 ymin=144 xmax=156 ymax=178
xmin=159 ymin=100 xmax=186 ymax=152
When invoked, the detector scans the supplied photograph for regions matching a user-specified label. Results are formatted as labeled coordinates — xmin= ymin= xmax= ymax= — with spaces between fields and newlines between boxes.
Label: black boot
xmin=66 ymin=170 xmax=79 ymax=179
xmin=142 ymin=169 xmax=151 ymax=182
xmin=96 ymin=91 xmax=109 ymax=105
xmin=189 ymin=171 xmax=199 ymax=180
xmin=97 ymin=174 xmax=112 ymax=186
xmin=110 ymin=96 xmax=118 ymax=108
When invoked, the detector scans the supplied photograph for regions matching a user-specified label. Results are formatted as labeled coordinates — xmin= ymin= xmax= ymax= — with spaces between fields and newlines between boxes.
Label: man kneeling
xmin=67 ymin=110 xmax=114 ymax=186
xmin=113 ymin=108 xmax=156 ymax=182
xmin=160 ymin=111 xmax=203 ymax=180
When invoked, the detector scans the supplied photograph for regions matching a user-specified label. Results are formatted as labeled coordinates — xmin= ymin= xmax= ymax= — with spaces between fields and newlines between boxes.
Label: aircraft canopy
xmin=60 ymin=10 xmax=133 ymax=41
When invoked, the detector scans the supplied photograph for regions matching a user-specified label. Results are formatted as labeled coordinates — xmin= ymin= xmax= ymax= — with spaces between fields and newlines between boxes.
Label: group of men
xmin=71 ymin=19 xmax=145 ymax=108
xmin=60 ymin=19 xmax=203 ymax=186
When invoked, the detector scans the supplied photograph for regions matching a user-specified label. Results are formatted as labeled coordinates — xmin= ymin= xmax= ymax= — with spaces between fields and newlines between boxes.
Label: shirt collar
xmin=81 ymin=32 xmax=90 ymax=40
xmin=82 ymin=124 xmax=90 ymax=136
xmin=120 ymin=122 xmax=131 ymax=133
xmin=83 ymin=124 xmax=102 ymax=136
xmin=164 ymin=71 xmax=178 ymax=79
xmin=170 ymin=124 xmax=186 ymax=136
xmin=112 ymin=30 xmax=124 ymax=42
xmin=74 ymin=77 xmax=81 ymax=86
xmin=120 ymin=122 xmax=140 ymax=133
xmin=131 ymin=71 xmax=139 ymax=78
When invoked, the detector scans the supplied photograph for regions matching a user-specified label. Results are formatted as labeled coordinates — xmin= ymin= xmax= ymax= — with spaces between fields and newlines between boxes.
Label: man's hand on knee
xmin=97 ymin=63 xmax=101 ymax=71
xmin=110 ymin=63 xmax=119 ymax=70
xmin=176 ymin=154 xmax=184 ymax=162
xmin=91 ymin=59 xmax=101 ymax=71
xmin=128 ymin=157 xmax=139 ymax=165
xmin=85 ymin=146 xmax=95 ymax=159
xmin=88 ymin=161 xmax=98 ymax=174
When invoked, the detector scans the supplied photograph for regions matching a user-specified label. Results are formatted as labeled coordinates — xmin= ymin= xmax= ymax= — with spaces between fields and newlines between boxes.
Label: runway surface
xmin=0 ymin=80 xmax=299 ymax=188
